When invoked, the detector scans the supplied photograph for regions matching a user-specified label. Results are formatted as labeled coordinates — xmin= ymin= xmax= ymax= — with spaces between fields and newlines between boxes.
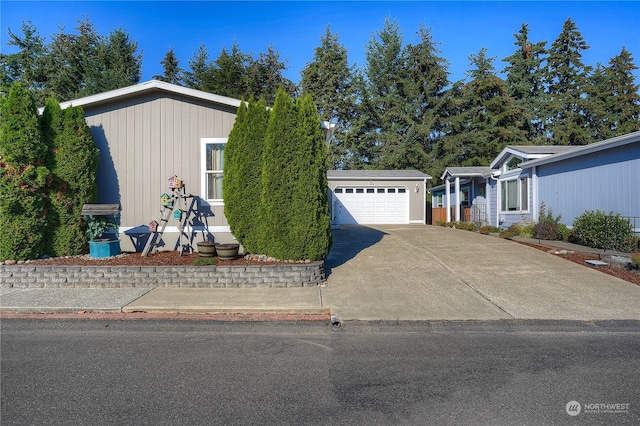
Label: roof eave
xmin=520 ymin=131 xmax=640 ymax=168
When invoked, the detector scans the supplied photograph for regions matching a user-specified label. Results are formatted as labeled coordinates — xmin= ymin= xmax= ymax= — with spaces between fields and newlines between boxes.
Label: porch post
xmin=445 ymin=179 xmax=451 ymax=222
xmin=455 ymin=176 xmax=461 ymax=222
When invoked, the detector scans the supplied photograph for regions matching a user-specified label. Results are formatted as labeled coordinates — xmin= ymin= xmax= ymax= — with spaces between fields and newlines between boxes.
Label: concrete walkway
xmin=2 ymin=225 xmax=640 ymax=321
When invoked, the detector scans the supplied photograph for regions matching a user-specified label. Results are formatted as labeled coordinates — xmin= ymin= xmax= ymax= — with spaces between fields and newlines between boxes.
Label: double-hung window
xmin=201 ymin=138 xmax=227 ymax=202
xmin=501 ymin=177 xmax=528 ymax=212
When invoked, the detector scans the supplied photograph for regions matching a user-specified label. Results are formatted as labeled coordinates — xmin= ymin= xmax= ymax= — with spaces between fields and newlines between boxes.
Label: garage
xmin=333 ymin=186 xmax=408 ymax=224
xmin=327 ymin=170 xmax=432 ymax=226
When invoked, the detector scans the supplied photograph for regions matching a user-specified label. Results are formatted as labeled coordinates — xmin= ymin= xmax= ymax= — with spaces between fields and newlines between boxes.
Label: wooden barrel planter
xmin=216 ymin=243 xmax=240 ymax=260
xmin=196 ymin=241 xmax=218 ymax=257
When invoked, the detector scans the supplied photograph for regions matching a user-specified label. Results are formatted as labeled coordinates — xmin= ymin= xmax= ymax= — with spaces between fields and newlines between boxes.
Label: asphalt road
xmin=2 ymin=320 xmax=639 ymax=425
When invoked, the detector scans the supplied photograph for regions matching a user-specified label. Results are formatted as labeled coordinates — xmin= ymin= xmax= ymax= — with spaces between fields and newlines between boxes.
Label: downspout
xmin=490 ymin=172 xmax=500 ymax=227
xmin=455 ymin=176 xmax=461 ymax=222
xmin=532 ymin=166 xmax=538 ymax=222
xmin=445 ymin=179 xmax=451 ymax=222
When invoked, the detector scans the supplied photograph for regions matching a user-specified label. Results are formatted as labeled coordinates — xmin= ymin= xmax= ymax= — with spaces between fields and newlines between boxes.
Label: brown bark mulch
xmin=516 ymin=241 xmax=640 ymax=286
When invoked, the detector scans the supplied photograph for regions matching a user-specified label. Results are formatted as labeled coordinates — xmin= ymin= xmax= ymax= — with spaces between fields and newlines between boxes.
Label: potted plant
xmin=87 ymin=215 xmax=121 ymax=258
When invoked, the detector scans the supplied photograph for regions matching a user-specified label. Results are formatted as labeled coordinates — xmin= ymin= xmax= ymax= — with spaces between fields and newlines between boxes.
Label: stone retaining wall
xmin=0 ymin=262 xmax=326 ymax=289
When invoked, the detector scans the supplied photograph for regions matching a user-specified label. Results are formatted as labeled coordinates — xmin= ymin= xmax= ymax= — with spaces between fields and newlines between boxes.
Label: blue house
xmin=430 ymin=131 xmax=640 ymax=230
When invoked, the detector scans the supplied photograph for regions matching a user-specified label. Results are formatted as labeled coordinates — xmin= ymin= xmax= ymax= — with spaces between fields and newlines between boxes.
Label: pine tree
xmin=502 ymin=23 xmax=547 ymax=142
xmin=544 ymin=18 xmax=592 ymax=145
xmin=153 ymin=48 xmax=183 ymax=85
xmin=289 ymin=95 xmax=332 ymax=260
xmin=258 ymin=87 xmax=299 ymax=259
xmin=0 ymin=83 xmax=49 ymax=260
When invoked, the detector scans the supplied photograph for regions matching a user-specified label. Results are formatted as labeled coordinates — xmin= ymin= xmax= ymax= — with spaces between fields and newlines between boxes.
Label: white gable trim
xmin=50 ymin=80 xmax=242 ymax=112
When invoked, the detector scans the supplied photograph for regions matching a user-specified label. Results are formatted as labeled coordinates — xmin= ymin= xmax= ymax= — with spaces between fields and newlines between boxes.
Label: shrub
xmin=0 ymin=83 xmax=49 ymax=261
xmin=630 ymin=253 xmax=640 ymax=270
xmin=533 ymin=202 xmax=562 ymax=240
xmin=435 ymin=220 xmax=446 ymax=227
xmin=557 ymin=224 xmax=572 ymax=242
xmin=192 ymin=257 xmax=217 ymax=266
xmin=519 ymin=224 xmax=535 ymax=238
xmin=479 ymin=225 xmax=500 ymax=235
xmin=572 ymin=210 xmax=634 ymax=251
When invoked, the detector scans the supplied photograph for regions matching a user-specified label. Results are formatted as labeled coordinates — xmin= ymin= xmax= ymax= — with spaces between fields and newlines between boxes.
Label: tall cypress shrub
xmin=49 ymin=104 xmax=99 ymax=256
xmin=223 ymin=97 xmax=269 ymax=253
xmin=259 ymin=87 xmax=299 ymax=259
xmin=290 ymin=95 xmax=332 ymax=260
xmin=222 ymin=98 xmax=247 ymax=244
xmin=0 ymin=83 xmax=49 ymax=260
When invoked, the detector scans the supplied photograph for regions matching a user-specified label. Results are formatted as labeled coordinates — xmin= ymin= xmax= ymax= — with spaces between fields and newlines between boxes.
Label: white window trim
xmin=200 ymin=137 xmax=228 ymax=206
xmin=499 ymin=176 xmax=530 ymax=214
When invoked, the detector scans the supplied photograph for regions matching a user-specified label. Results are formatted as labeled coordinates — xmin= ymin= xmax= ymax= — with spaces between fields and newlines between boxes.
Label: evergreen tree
xmin=210 ymin=42 xmax=249 ymax=99
xmin=438 ymin=49 xmax=528 ymax=171
xmin=184 ymin=45 xmax=215 ymax=92
xmin=153 ymin=48 xmax=183 ymax=85
xmin=223 ymin=97 xmax=269 ymax=253
xmin=300 ymin=26 xmax=356 ymax=169
xmin=289 ymin=95 xmax=332 ymax=260
xmin=544 ymin=18 xmax=591 ymax=145
xmin=605 ymin=47 xmax=640 ymax=135
xmin=244 ymin=45 xmax=295 ymax=105
xmin=361 ymin=18 xmax=410 ymax=169
xmin=258 ymin=87 xmax=299 ymax=259
xmin=51 ymin=105 xmax=99 ymax=256
xmin=403 ymin=25 xmax=450 ymax=171
xmin=502 ymin=23 xmax=547 ymax=142
xmin=1 ymin=21 xmax=49 ymax=101
xmin=44 ymin=18 xmax=141 ymax=100
xmin=0 ymin=83 xmax=49 ymax=260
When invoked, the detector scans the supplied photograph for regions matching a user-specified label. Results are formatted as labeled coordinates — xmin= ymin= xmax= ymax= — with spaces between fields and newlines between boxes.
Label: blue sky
xmin=2 ymin=1 xmax=639 ymax=85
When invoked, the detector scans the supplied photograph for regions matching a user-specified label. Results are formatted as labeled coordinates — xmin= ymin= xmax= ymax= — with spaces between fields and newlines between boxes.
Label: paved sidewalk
xmin=2 ymin=225 xmax=640 ymax=321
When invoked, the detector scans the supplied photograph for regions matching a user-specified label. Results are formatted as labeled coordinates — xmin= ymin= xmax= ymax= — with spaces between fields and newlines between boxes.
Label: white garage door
xmin=333 ymin=187 xmax=409 ymax=224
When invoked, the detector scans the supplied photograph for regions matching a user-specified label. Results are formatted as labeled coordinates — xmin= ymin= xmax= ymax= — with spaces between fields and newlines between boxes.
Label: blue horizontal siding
xmin=536 ymin=142 xmax=640 ymax=227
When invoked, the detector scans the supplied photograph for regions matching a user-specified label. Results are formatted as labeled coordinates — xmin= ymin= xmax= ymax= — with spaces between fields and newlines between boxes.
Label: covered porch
xmin=430 ymin=167 xmax=492 ymax=225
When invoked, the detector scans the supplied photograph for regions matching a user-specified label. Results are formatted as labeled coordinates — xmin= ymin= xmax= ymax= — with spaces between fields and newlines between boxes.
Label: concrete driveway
xmin=322 ymin=225 xmax=640 ymax=321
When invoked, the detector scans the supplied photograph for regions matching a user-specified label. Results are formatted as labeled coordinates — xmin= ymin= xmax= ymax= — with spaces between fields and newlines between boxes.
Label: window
xmin=377 ymin=188 xmax=385 ymax=193
xmin=398 ymin=188 xmax=406 ymax=193
xmin=201 ymin=138 xmax=227 ymax=201
xmin=356 ymin=188 xmax=364 ymax=193
xmin=366 ymin=188 xmax=375 ymax=193
xmin=335 ymin=188 xmax=343 ymax=193
xmin=505 ymin=156 xmax=522 ymax=171
xmin=501 ymin=177 xmax=528 ymax=212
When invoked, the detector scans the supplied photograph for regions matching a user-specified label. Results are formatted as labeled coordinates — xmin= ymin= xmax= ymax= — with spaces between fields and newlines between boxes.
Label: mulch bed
xmin=516 ymin=241 xmax=640 ymax=286
xmin=12 ymin=251 xmax=281 ymax=267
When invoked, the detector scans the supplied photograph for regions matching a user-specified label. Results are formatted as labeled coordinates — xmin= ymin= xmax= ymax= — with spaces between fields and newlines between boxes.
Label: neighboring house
xmin=328 ymin=170 xmax=431 ymax=227
xmin=55 ymin=81 xmax=427 ymax=252
xmin=430 ymin=131 xmax=640 ymax=230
